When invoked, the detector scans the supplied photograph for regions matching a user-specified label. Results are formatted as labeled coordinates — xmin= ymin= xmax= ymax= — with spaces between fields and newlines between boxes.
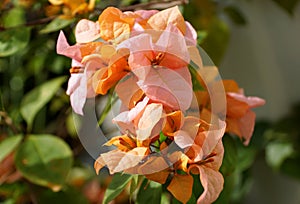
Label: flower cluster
xmin=47 ymin=0 xmax=95 ymax=18
xmin=57 ymin=6 xmax=265 ymax=204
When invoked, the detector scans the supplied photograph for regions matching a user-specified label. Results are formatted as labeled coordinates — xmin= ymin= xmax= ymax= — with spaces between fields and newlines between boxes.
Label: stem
xmin=119 ymin=0 xmax=189 ymax=11
xmin=98 ymin=91 xmax=118 ymax=126
xmin=0 ymin=111 xmax=19 ymax=134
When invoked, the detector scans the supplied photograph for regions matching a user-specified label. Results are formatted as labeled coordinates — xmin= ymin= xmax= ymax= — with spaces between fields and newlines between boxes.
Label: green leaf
xmin=197 ymin=31 xmax=208 ymax=45
xmin=265 ymin=141 xmax=294 ymax=170
xmin=236 ymin=144 xmax=257 ymax=171
xmin=280 ymin=157 xmax=300 ymax=180
xmin=220 ymin=135 xmax=238 ymax=176
xmin=0 ymin=89 xmax=4 ymax=111
xmin=0 ymin=27 xmax=31 ymax=57
xmin=159 ymin=131 xmax=167 ymax=143
xmin=103 ymin=173 xmax=133 ymax=204
xmin=20 ymin=76 xmax=67 ymax=130
xmin=15 ymin=134 xmax=73 ymax=190
xmin=1 ymin=199 xmax=15 ymax=204
xmin=2 ymin=7 xmax=25 ymax=28
xmin=272 ymin=0 xmax=300 ymax=15
xmin=36 ymin=186 xmax=89 ymax=204
xmin=188 ymin=65 xmax=205 ymax=91
xmin=129 ymin=175 xmax=143 ymax=196
xmin=224 ymin=6 xmax=247 ymax=26
xmin=40 ymin=17 xmax=75 ymax=34
xmin=161 ymin=193 xmax=170 ymax=204
xmin=136 ymin=179 xmax=162 ymax=204
xmin=0 ymin=135 xmax=23 ymax=163
xmin=214 ymin=171 xmax=237 ymax=204
xmin=0 ymin=182 xmax=28 ymax=201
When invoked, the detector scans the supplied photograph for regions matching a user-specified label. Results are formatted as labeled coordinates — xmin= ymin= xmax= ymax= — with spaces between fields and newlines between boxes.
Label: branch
xmin=93 ymin=0 xmax=189 ymax=16
xmin=25 ymin=16 xmax=57 ymax=27
xmin=120 ymin=0 xmax=189 ymax=11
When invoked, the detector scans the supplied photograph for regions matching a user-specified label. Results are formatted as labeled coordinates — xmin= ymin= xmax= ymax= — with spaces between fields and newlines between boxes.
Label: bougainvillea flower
xmin=98 ymin=7 xmax=138 ymax=42
xmin=112 ymin=96 xmax=150 ymax=135
xmin=221 ymin=80 xmax=265 ymax=145
xmin=226 ymin=91 xmax=265 ymax=145
xmin=113 ymin=99 xmax=165 ymax=144
xmin=66 ymin=60 xmax=91 ymax=115
xmin=118 ymin=24 xmax=190 ymax=70
xmin=57 ymin=30 xmax=101 ymax=114
xmin=57 ymin=32 xmax=100 ymax=114
xmin=147 ymin=6 xmax=186 ymax=34
xmin=94 ymin=147 xmax=148 ymax=174
xmin=133 ymin=10 xmax=158 ymax=29
xmin=188 ymin=141 xmax=224 ymax=204
xmin=57 ymin=31 xmax=82 ymax=62
xmin=115 ymin=73 xmax=143 ymax=109
xmin=55 ymin=4 xmax=266 ymax=204
xmin=57 ymin=30 xmax=130 ymax=114
xmin=75 ymin=19 xmax=100 ymax=43
xmin=134 ymin=66 xmax=192 ymax=111
xmin=48 ymin=0 xmax=95 ymax=17
xmin=195 ymin=79 xmax=265 ymax=145
xmin=113 ymin=113 xmax=226 ymax=204
xmin=86 ymin=47 xmax=130 ymax=95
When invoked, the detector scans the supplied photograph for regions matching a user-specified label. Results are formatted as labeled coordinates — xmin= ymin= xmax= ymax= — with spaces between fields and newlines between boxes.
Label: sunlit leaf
xmin=136 ymin=180 xmax=162 ymax=204
xmin=266 ymin=141 xmax=294 ymax=170
xmin=0 ymin=27 xmax=31 ymax=57
xmin=0 ymin=135 xmax=22 ymax=163
xmin=20 ymin=76 xmax=67 ymax=129
xmin=40 ymin=17 xmax=75 ymax=34
xmin=15 ymin=134 xmax=73 ymax=190
xmin=103 ymin=173 xmax=132 ymax=204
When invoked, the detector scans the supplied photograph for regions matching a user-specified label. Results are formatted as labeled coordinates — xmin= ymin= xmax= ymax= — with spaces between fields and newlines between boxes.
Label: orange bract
xmin=48 ymin=0 xmax=95 ymax=17
xmin=92 ymin=56 xmax=129 ymax=95
xmin=104 ymin=135 xmax=136 ymax=152
xmin=80 ymin=42 xmax=103 ymax=57
xmin=167 ymin=174 xmax=193 ymax=204
xmin=98 ymin=7 xmax=137 ymax=42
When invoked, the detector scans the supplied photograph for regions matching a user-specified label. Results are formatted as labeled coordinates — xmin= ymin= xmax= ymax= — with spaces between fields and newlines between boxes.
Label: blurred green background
xmin=1 ymin=0 xmax=300 ymax=203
